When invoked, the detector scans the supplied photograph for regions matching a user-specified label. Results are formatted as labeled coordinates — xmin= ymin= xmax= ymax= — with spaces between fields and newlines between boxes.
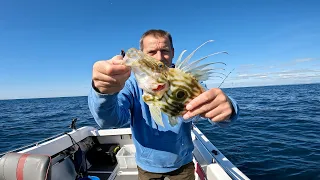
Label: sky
xmin=0 ymin=0 xmax=319 ymax=99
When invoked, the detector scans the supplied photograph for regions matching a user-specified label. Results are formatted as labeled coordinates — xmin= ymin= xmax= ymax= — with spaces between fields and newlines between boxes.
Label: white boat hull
xmin=0 ymin=125 xmax=249 ymax=180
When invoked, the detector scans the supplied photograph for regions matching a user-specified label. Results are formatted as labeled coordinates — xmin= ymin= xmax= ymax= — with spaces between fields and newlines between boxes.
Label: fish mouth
xmin=152 ymin=83 xmax=168 ymax=92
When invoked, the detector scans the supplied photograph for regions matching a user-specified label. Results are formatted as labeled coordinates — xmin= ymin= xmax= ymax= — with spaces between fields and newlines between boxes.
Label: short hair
xmin=139 ymin=29 xmax=174 ymax=50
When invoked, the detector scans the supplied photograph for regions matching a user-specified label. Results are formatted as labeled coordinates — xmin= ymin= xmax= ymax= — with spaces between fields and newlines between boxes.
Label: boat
xmin=0 ymin=119 xmax=249 ymax=180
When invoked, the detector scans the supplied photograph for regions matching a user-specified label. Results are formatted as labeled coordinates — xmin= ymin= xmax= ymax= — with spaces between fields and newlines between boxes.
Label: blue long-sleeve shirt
xmin=88 ymin=74 xmax=239 ymax=173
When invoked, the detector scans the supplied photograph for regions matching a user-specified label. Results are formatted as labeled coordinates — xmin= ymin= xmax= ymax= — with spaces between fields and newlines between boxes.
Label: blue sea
xmin=0 ymin=83 xmax=319 ymax=179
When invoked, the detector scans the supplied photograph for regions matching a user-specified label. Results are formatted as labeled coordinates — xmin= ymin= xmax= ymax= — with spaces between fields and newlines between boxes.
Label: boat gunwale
xmin=0 ymin=125 xmax=250 ymax=180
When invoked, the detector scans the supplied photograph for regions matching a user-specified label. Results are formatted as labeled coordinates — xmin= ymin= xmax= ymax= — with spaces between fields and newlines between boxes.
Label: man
xmin=88 ymin=29 xmax=239 ymax=180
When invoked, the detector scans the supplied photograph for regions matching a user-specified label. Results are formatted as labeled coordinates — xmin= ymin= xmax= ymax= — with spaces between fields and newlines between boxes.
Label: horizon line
xmin=1 ymin=82 xmax=319 ymax=101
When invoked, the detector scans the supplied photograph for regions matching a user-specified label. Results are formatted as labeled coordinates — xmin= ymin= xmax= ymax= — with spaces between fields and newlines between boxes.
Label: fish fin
xmin=186 ymin=62 xmax=226 ymax=81
xmin=175 ymin=49 xmax=187 ymax=66
xmin=123 ymin=48 xmax=145 ymax=66
xmin=181 ymin=51 xmax=228 ymax=72
xmin=142 ymin=94 xmax=155 ymax=102
xmin=186 ymin=62 xmax=226 ymax=73
xmin=198 ymin=74 xmax=224 ymax=82
xmin=176 ymin=40 xmax=214 ymax=69
xmin=149 ymin=104 xmax=165 ymax=127
xmin=190 ymin=68 xmax=226 ymax=81
xmin=168 ymin=116 xmax=178 ymax=127
xmin=175 ymin=40 xmax=228 ymax=82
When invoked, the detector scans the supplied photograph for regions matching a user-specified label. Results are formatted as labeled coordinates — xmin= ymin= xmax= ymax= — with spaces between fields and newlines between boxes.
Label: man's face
xmin=141 ymin=35 xmax=174 ymax=67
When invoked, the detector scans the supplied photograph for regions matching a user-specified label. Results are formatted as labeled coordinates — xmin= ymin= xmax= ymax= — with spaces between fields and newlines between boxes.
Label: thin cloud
xmin=239 ymin=57 xmax=317 ymax=70
xmin=231 ymin=69 xmax=320 ymax=81
xmin=236 ymin=61 xmax=284 ymax=73
xmin=278 ymin=58 xmax=318 ymax=67
xmin=278 ymin=73 xmax=320 ymax=79
xmin=238 ymin=64 xmax=256 ymax=68
xmin=207 ymin=57 xmax=320 ymax=88
xmin=278 ymin=75 xmax=320 ymax=79
xmin=271 ymin=69 xmax=320 ymax=74
xmin=237 ymin=73 xmax=268 ymax=78
xmin=294 ymin=58 xmax=314 ymax=63
xmin=236 ymin=64 xmax=257 ymax=73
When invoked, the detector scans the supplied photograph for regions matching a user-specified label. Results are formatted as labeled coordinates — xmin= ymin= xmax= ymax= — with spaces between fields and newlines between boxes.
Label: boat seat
xmin=0 ymin=152 xmax=52 ymax=180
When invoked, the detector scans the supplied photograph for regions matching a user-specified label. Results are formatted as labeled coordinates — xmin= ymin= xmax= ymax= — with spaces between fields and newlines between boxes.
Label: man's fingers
xmin=110 ymin=56 xmax=131 ymax=75
xmin=93 ymin=80 xmax=116 ymax=89
xmin=202 ymin=107 xmax=220 ymax=120
xmin=92 ymin=55 xmax=132 ymax=94
xmin=93 ymin=78 xmax=126 ymax=90
xmin=211 ymin=112 xmax=231 ymax=122
xmin=112 ymin=70 xmax=131 ymax=84
xmin=183 ymin=98 xmax=219 ymax=119
xmin=203 ymin=103 xmax=232 ymax=122
xmin=94 ymin=57 xmax=130 ymax=76
xmin=93 ymin=84 xmax=124 ymax=94
xmin=105 ymin=63 xmax=131 ymax=76
xmin=94 ymin=71 xmax=130 ymax=87
xmin=111 ymin=55 xmax=126 ymax=65
xmin=186 ymin=90 xmax=217 ymax=111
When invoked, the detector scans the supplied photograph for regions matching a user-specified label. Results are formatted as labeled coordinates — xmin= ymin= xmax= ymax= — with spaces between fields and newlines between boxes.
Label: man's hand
xmin=182 ymin=88 xmax=234 ymax=122
xmin=92 ymin=55 xmax=131 ymax=94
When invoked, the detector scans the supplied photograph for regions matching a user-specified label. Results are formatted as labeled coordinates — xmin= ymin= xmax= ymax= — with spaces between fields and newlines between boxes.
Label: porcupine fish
xmin=122 ymin=40 xmax=228 ymax=127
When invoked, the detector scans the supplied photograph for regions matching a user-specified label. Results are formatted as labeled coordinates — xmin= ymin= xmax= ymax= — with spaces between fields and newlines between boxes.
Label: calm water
xmin=1 ymin=83 xmax=319 ymax=179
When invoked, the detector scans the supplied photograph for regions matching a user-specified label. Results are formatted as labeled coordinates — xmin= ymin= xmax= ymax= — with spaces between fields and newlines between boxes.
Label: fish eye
xmin=176 ymin=90 xmax=186 ymax=99
xmin=158 ymin=63 xmax=164 ymax=68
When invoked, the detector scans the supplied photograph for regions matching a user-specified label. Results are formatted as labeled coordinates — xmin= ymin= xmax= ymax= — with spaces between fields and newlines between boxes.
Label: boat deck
xmin=0 ymin=126 xmax=249 ymax=180
xmin=88 ymin=164 xmax=161 ymax=180
xmin=86 ymin=155 xmax=198 ymax=180
xmin=84 ymin=143 xmax=200 ymax=180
